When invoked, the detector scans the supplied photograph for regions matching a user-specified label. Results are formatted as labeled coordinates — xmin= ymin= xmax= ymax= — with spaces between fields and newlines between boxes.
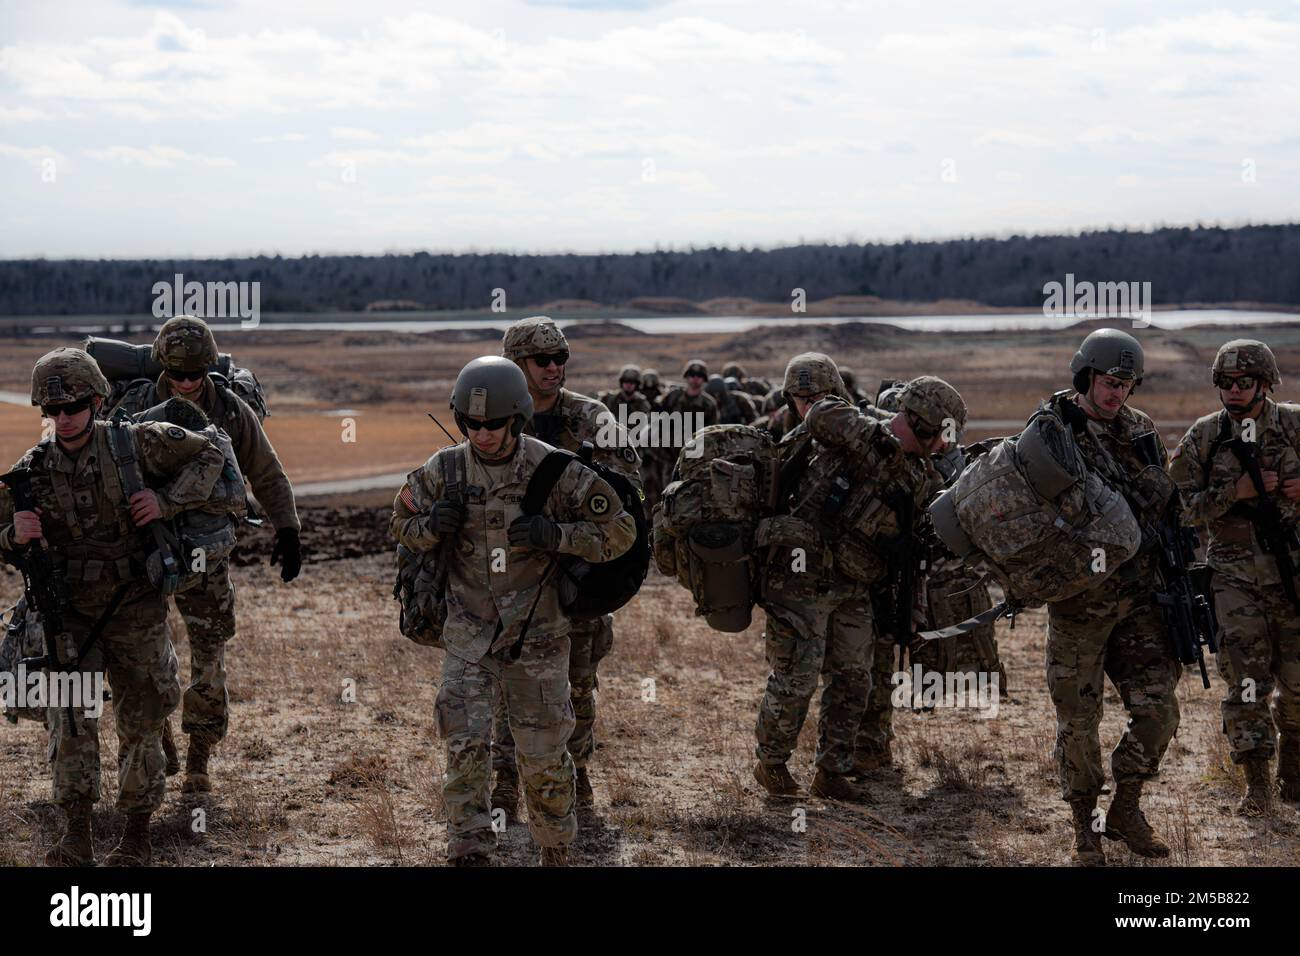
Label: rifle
xmin=1133 ymin=431 xmax=1220 ymax=688
xmin=1222 ymin=433 xmax=1300 ymax=614
xmin=1 ymin=452 xmax=78 ymax=735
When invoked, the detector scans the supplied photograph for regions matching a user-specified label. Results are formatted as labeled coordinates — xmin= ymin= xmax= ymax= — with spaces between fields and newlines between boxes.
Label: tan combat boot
xmin=811 ymin=769 xmax=872 ymax=804
xmin=104 ymin=813 xmax=152 ymax=866
xmin=851 ymin=746 xmax=893 ymax=776
xmin=491 ymin=767 xmax=521 ymax=824
xmin=45 ymin=798 xmax=96 ymax=867
xmin=574 ymin=766 xmax=595 ymax=813
xmin=753 ymin=762 xmax=800 ymax=797
xmin=1069 ymin=797 xmax=1106 ymax=867
xmin=182 ymin=734 xmax=213 ymax=795
xmin=1105 ymin=780 xmax=1171 ymax=857
xmin=1278 ymin=740 xmax=1300 ymax=803
xmin=1238 ymin=756 xmax=1275 ymax=816
xmin=539 ymin=846 xmax=569 ymax=867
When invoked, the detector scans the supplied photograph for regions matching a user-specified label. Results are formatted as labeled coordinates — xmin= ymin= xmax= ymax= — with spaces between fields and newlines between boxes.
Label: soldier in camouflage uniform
xmin=705 ymin=374 xmax=758 ymax=425
xmin=598 ymin=365 xmax=653 ymax=420
xmin=753 ymin=357 xmax=958 ymax=803
xmin=391 ymin=356 xmax=635 ymax=866
xmin=646 ymin=360 xmax=719 ymax=501
xmin=753 ymin=389 xmax=796 ymax=442
xmin=1169 ymin=339 xmax=1300 ymax=814
xmin=107 ymin=315 xmax=301 ymax=795
xmin=838 ymin=367 xmax=868 ymax=405
xmin=639 ymin=369 xmax=662 ymax=405
xmin=1044 ymin=329 xmax=1180 ymax=865
xmin=490 ymin=316 xmax=642 ymax=820
xmin=852 ymin=386 xmax=1006 ymax=770
xmin=721 ymin=362 xmax=771 ymax=399
xmin=1 ymin=348 xmax=225 ymax=866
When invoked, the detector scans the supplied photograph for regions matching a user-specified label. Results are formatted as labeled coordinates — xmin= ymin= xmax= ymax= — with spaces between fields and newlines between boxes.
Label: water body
xmin=10 ymin=309 xmax=1299 ymax=337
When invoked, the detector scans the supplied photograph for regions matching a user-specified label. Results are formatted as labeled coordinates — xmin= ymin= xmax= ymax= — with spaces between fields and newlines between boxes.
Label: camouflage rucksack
xmin=929 ymin=400 xmax=1141 ymax=606
xmin=393 ymin=447 xmax=465 ymax=648
xmin=0 ymin=599 xmax=45 ymax=723
xmin=652 ymin=424 xmax=778 ymax=631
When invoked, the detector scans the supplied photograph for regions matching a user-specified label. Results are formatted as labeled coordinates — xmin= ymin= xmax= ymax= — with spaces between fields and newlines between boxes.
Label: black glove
xmin=429 ymin=499 xmax=467 ymax=535
xmin=508 ymin=514 xmax=562 ymax=552
xmin=270 ymin=527 xmax=302 ymax=583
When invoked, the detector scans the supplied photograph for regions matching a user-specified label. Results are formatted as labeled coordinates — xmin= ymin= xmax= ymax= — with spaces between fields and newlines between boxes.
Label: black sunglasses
xmin=41 ymin=395 xmax=94 ymax=418
xmin=1215 ymin=374 xmax=1258 ymax=391
xmin=462 ymin=415 xmax=511 ymax=432
xmin=166 ymin=369 xmax=206 ymax=383
xmin=531 ymin=352 xmax=568 ymax=368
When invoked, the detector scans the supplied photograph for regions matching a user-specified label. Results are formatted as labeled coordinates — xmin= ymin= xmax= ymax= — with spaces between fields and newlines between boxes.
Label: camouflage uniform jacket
xmin=110 ymin=374 xmax=300 ymax=532
xmin=527 ymin=387 xmax=642 ymax=493
xmin=390 ymin=435 xmax=636 ymax=664
xmin=0 ymin=421 xmax=225 ymax=606
xmin=773 ymin=398 xmax=941 ymax=587
xmin=656 ymin=387 xmax=719 ymax=428
xmin=1170 ymin=397 xmax=1300 ymax=587
xmin=598 ymin=389 xmax=652 ymax=419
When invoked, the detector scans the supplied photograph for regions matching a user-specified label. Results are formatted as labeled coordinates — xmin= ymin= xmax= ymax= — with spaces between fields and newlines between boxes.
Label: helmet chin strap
xmin=1221 ymin=383 xmax=1266 ymax=418
xmin=55 ymin=397 xmax=99 ymax=447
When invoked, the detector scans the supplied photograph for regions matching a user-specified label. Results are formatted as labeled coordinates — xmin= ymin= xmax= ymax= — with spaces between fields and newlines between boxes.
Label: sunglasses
xmin=462 ymin=415 xmax=510 ymax=432
xmin=166 ymin=369 xmax=206 ymax=383
xmin=531 ymin=353 xmax=568 ymax=368
xmin=1215 ymin=374 xmax=1258 ymax=392
xmin=908 ymin=410 xmax=943 ymax=440
xmin=41 ymin=396 xmax=94 ymax=418
xmin=685 ymin=371 xmax=706 ymax=380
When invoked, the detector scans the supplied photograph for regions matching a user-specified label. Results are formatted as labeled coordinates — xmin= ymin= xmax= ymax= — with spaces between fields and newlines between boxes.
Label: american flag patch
xmin=399 ymin=485 xmax=418 ymax=512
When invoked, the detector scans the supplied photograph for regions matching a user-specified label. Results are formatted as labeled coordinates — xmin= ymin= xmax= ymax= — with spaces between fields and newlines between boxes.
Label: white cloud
xmin=329 ymin=127 xmax=379 ymax=141
xmin=0 ymin=105 xmax=51 ymax=123
xmin=83 ymin=145 xmax=235 ymax=167
xmin=254 ymin=132 xmax=307 ymax=143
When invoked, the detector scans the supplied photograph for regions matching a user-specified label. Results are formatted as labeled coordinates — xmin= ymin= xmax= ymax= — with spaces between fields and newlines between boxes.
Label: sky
xmin=1 ymin=0 xmax=1298 ymax=259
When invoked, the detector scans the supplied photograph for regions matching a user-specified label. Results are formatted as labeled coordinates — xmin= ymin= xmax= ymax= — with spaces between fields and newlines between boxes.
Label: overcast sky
xmin=1 ymin=0 xmax=1297 ymax=259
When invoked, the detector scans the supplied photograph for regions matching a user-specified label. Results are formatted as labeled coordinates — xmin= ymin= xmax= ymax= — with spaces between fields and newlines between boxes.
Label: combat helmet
xmin=502 ymin=316 xmax=569 ymax=362
xmin=153 ymin=315 xmax=219 ymax=372
xmin=898 ymin=376 xmax=967 ymax=436
xmin=683 ymin=359 xmax=709 ymax=379
xmin=1212 ymin=339 xmax=1280 ymax=387
xmin=451 ymin=356 xmax=534 ymax=437
xmin=722 ymin=362 xmax=747 ymax=380
xmin=618 ymin=364 xmax=642 ymax=385
xmin=641 ymin=369 xmax=660 ymax=389
xmin=782 ymin=352 xmax=843 ymax=399
xmin=704 ymin=374 xmax=728 ymax=398
xmin=1070 ymin=328 xmax=1144 ymax=393
xmin=31 ymin=347 xmax=110 ymax=407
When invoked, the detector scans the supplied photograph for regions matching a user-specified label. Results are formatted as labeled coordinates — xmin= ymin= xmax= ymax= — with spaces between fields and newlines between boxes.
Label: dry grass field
xmin=2 ymin=319 xmax=1300 ymax=866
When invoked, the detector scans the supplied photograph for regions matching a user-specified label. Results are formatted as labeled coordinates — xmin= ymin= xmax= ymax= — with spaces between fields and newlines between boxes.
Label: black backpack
xmin=523 ymin=442 xmax=650 ymax=619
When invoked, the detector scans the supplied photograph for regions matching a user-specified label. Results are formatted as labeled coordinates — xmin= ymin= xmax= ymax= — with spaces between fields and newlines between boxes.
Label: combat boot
xmin=1238 ymin=757 xmax=1275 ymax=816
xmin=753 ymin=762 xmax=800 ymax=797
xmin=811 ymin=769 xmax=872 ymax=804
xmin=1278 ymin=740 xmax=1300 ymax=803
xmin=182 ymin=734 xmax=213 ymax=795
xmin=45 ymin=798 xmax=96 ymax=867
xmin=574 ymin=766 xmax=595 ymax=813
xmin=1069 ymin=798 xmax=1105 ymax=867
xmin=104 ymin=813 xmax=152 ymax=867
xmin=851 ymin=746 xmax=893 ymax=776
xmin=539 ymin=846 xmax=569 ymax=867
xmin=491 ymin=767 xmax=520 ymax=824
xmin=1105 ymin=780 xmax=1171 ymax=857
xmin=161 ymin=721 xmax=180 ymax=777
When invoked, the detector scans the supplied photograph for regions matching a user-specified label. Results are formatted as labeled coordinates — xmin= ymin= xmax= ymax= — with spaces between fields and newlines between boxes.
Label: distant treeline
xmin=2 ymin=224 xmax=1298 ymax=315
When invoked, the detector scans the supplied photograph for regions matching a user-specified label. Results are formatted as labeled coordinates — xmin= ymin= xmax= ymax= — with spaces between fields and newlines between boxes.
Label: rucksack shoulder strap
xmin=439 ymin=445 xmax=467 ymax=503
xmin=1201 ymin=409 xmax=1234 ymax=480
xmin=523 ymin=449 xmax=579 ymax=516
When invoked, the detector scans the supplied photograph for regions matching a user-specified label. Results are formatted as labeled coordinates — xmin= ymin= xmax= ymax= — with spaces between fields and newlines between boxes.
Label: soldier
xmin=492 ymin=316 xmax=641 ymax=820
xmin=599 ymin=365 xmax=652 ymax=419
xmin=705 ymin=374 xmax=758 ymax=425
xmin=839 ymin=368 xmax=868 ymax=405
xmin=753 ymin=356 xmax=958 ymax=803
xmin=640 ymin=369 xmax=662 ymax=405
xmin=1169 ymin=339 xmax=1300 ymax=814
xmin=0 ymin=348 xmax=225 ymax=865
xmin=753 ymin=388 xmax=796 ymax=442
xmin=853 ymin=385 xmax=1006 ymax=768
xmin=1044 ymin=329 xmax=1180 ymax=865
xmin=722 ymin=362 xmax=770 ymax=398
xmin=391 ymin=356 xmax=634 ymax=865
xmin=107 ymin=315 xmax=301 ymax=794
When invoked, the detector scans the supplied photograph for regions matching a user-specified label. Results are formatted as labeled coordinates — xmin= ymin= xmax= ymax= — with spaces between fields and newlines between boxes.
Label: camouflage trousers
xmin=1046 ymin=578 xmax=1182 ymax=800
xmin=47 ymin=592 xmax=181 ymax=814
xmin=174 ymin=560 xmax=236 ymax=742
xmin=1213 ymin=573 xmax=1300 ymax=762
xmin=855 ymin=639 xmax=901 ymax=760
xmin=436 ymin=634 xmax=577 ymax=860
xmin=493 ymin=613 xmax=613 ymax=774
xmin=755 ymin=578 xmax=874 ymax=775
